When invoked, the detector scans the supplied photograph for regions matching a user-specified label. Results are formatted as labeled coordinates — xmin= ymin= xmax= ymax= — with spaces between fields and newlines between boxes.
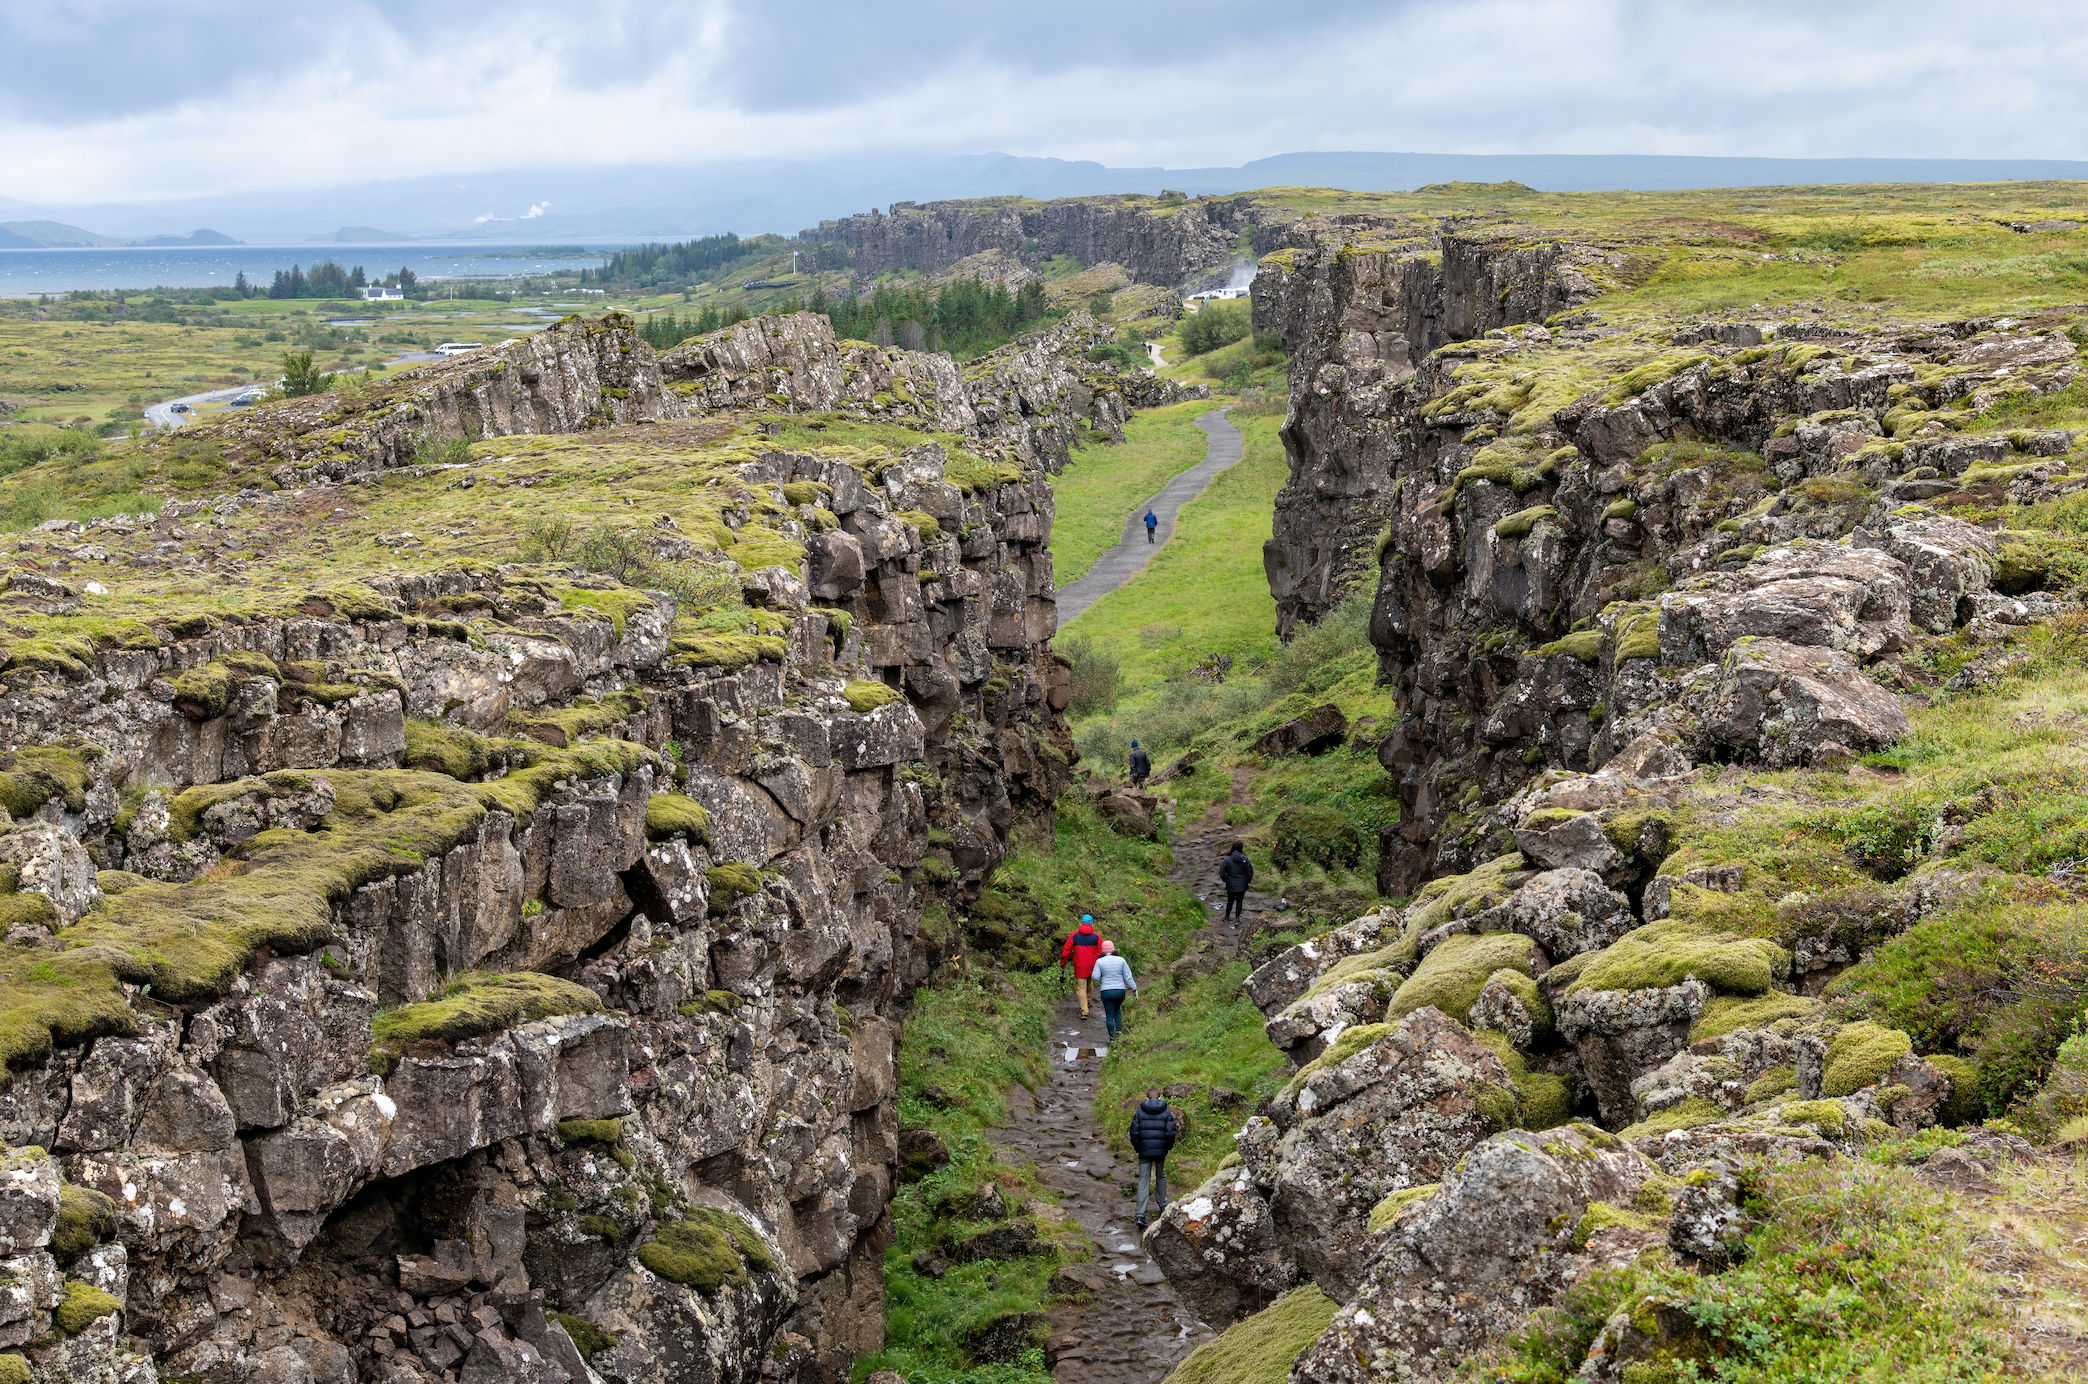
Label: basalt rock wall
xmin=1254 ymin=234 xmax=1607 ymax=638
xmin=798 ymin=195 xmax=1265 ymax=290
xmin=0 ymin=318 xmax=1083 ymax=1383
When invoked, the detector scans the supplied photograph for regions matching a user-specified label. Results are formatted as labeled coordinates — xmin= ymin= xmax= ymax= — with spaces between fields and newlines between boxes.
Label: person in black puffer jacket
xmin=1217 ymin=841 xmax=1254 ymax=923
xmin=1127 ymin=1089 xmax=1179 ymax=1229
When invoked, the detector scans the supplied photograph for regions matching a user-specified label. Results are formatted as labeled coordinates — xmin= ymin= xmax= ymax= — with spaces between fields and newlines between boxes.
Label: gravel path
xmin=1054 ymin=408 xmax=1243 ymax=624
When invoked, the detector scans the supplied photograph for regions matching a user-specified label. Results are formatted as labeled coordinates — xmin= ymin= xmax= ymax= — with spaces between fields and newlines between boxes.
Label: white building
xmin=360 ymin=285 xmax=404 ymax=301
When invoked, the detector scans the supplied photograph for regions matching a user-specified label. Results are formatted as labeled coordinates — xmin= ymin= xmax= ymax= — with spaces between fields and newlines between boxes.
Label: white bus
xmin=434 ymin=342 xmax=486 ymax=357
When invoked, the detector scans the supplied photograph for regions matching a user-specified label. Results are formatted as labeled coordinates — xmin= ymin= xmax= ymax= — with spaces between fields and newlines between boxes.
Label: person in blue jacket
xmin=1092 ymin=939 xmax=1136 ymax=1040
xmin=1144 ymin=509 xmax=1158 ymax=543
xmin=1128 ymin=1087 xmax=1179 ymax=1229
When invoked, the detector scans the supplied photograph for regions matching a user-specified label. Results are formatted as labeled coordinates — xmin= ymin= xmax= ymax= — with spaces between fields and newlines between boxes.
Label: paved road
xmin=1147 ymin=341 xmax=1168 ymax=369
xmin=1054 ymin=407 xmax=1243 ymax=624
xmin=144 ymin=385 xmax=254 ymax=430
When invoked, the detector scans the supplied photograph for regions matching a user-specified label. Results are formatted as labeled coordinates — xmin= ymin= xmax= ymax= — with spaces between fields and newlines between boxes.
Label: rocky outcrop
xmin=799 ymin=195 xmax=1267 ymax=291
xmin=139 ymin=310 xmax=1140 ymax=491
xmin=0 ymin=313 xmax=1087 ymax=1384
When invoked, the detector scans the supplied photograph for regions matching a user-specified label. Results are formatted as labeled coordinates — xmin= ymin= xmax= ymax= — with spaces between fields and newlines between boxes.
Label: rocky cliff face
xmin=0 ymin=311 xmax=1088 ymax=1383
xmin=798 ymin=195 xmax=1265 ymax=291
xmin=1254 ymin=223 xmax=2083 ymax=891
xmin=1253 ymin=230 xmax=1614 ymax=638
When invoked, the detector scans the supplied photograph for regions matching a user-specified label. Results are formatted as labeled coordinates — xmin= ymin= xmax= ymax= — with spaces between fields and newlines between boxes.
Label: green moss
xmin=300 ymin=581 xmax=398 ymax=622
xmin=1618 ymin=1096 xmax=1725 ymax=1139
xmin=1573 ymin=1200 xmax=1666 ymax=1248
xmin=706 ymin=862 xmax=762 ymax=916
xmin=556 ymin=585 xmax=657 ymax=640
xmin=780 ymin=481 xmax=831 ymax=506
xmin=50 ymin=1183 xmax=119 ymax=1267
xmin=1691 ymin=991 xmax=1819 ymax=1041
xmin=1822 ymin=1022 xmax=1912 ymax=1098
xmin=1366 ymin=1185 xmax=1439 ymax=1234
xmin=843 ymin=680 xmax=902 ymax=713
xmin=0 ymin=1355 xmax=27 ymax=1384
xmin=507 ymin=688 xmax=648 ymax=747
xmin=1614 ymin=609 xmax=1662 ymax=664
xmin=52 ymin=1280 xmax=121 ymax=1335
xmin=372 ymin=971 xmax=603 ymax=1068
xmin=1494 ymin=505 xmax=1560 ymax=540
xmin=1604 ymin=498 xmax=1640 ymax=522
xmin=644 ymin=793 xmax=710 ymax=845
xmin=1604 ymin=355 xmax=1709 ymax=405
xmin=1478 ymin=969 xmax=1555 ymax=1043
xmin=1562 ymin=920 xmax=1787 ymax=998
xmin=169 ymin=661 xmax=240 ymax=718
xmin=0 ymin=893 xmax=58 ymax=932
xmin=810 ymin=606 xmax=853 ymax=637
xmin=1406 ymin=853 xmax=1529 ymax=935
xmin=1163 ymin=1286 xmax=1340 ymax=1384
xmin=1537 ymin=629 xmax=1602 ymax=663
xmin=1926 ymin=1054 xmax=1984 ymax=1126
xmin=1744 ymin=1067 xmax=1798 ymax=1104
xmin=0 ymin=743 xmax=100 ymax=818
xmin=557 ymin=1118 xmax=623 ymax=1146
xmin=1473 ymin=1078 xmax=1522 ymax=1130
xmin=1778 ymin=1100 xmax=1849 ymax=1136
xmin=550 ymin=1313 xmax=618 ymax=1362
xmin=637 ymin=1210 xmax=775 ymax=1292
xmin=668 ymin=630 xmax=788 ymax=670
xmin=1279 ymin=1022 xmax=1393 ymax=1101
xmin=578 ymin=1214 xmax=622 ymax=1241
xmin=894 ymin=509 xmax=942 ymax=539
xmin=402 ymin=720 xmax=512 ymax=780
xmin=1469 ymin=1025 xmax=1571 ymax=1130
xmin=1390 ymin=931 xmax=1539 ymax=1021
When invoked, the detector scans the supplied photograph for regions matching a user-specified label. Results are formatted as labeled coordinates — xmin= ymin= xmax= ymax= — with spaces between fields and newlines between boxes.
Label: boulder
xmin=1244 ymin=906 xmax=1406 ymax=1016
xmin=1095 ymin=787 xmax=1158 ymax=840
xmin=1702 ymin=638 xmax=1910 ymax=767
xmin=0 ymin=1148 xmax=59 ymax=1255
xmin=1554 ymin=978 xmax=1711 ymax=1128
xmin=1251 ymin=1008 xmax=1517 ymax=1301
xmin=1251 ymin=705 xmax=1349 ymax=758
xmin=1290 ymin=1125 xmax=1653 ymax=1383
xmin=1659 ymin=542 xmax=1911 ymax=665
xmin=1600 ymin=732 xmax=1691 ymax=780
xmin=1854 ymin=515 xmax=1996 ymax=634
xmin=1666 ymin=1159 xmax=1747 ymax=1268
xmin=1510 ymin=811 xmax=1630 ymax=883
xmin=1144 ymin=1164 xmax=1298 ymax=1324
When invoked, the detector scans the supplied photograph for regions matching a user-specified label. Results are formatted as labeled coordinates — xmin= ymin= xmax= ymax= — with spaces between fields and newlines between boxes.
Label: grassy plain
xmin=1049 ymin=400 xmax=1217 ymax=584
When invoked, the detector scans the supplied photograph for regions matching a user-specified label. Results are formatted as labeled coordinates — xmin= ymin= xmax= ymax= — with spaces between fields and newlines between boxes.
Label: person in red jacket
xmin=1059 ymin=915 xmax=1102 ymax=1018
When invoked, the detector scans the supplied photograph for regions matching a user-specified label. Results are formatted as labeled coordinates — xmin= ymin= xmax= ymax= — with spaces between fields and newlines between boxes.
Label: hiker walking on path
xmin=1219 ymin=840 xmax=1254 ymax=922
xmin=1129 ymin=1087 xmax=1179 ymax=1229
xmin=1144 ymin=508 xmax=1158 ymax=543
xmin=1092 ymin=940 xmax=1136 ymax=1040
xmin=1059 ymin=915 xmax=1103 ymax=1019
xmin=1128 ymin=740 xmax=1151 ymax=787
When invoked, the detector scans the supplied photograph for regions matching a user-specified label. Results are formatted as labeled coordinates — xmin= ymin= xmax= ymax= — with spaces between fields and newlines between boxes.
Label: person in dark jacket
xmin=1144 ymin=509 xmax=1158 ymax=543
xmin=1218 ymin=841 xmax=1254 ymax=921
xmin=1128 ymin=1088 xmax=1179 ymax=1228
xmin=1059 ymin=915 xmax=1102 ymax=1018
xmin=1128 ymin=741 xmax=1151 ymax=786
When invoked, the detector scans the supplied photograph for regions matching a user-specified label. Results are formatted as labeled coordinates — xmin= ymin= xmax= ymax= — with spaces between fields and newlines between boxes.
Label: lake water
xmin=0 ymin=243 xmax=620 ymax=296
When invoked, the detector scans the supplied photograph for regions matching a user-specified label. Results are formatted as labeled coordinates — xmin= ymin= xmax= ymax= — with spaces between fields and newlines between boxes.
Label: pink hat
xmin=1100 ymin=939 xmax=1115 ymax=954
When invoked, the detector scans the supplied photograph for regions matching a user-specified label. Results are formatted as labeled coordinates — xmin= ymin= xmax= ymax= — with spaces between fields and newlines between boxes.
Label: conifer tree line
xmin=637 ymin=275 xmax=1054 ymax=361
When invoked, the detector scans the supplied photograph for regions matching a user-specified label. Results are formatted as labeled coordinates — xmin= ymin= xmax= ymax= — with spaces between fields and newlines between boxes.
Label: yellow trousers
xmin=1074 ymin=976 xmax=1092 ymax=1014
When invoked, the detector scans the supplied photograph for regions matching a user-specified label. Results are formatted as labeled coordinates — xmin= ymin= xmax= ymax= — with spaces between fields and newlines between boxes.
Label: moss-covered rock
xmin=1468 ymin=1026 xmax=1573 ymax=1131
xmin=1822 ymin=1021 xmax=1912 ymax=1098
xmin=637 ymin=1210 xmax=775 ymax=1292
xmin=1163 ymin=1286 xmax=1340 ymax=1384
xmin=1390 ymin=931 xmax=1542 ymax=1021
xmin=1690 ymin=991 xmax=1818 ymax=1041
xmin=1926 ymin=1054 xmax=1984 ymax=1126
xmin=644 ymin=793 xmax=710 ymax=844
xmin=53 ymin=1280 xmax=121 ymax=1335
xmin=1366 ymin=1185 xmax=1439 ymax=1234
xmin=371 ymin=971 xmax=603 ymax=1072
xmin=842 ymin=679 xmax=901 ymax=713
xmin=706 ymin=862 xmax=762 ymax=916
xmin=1557 ymin=920 xmax=1787 ymax=998
xmin=50 ymin=1183 xmax=119 ymax=1267
xmin=1404 ymin=852 xmax=1530 ymax=935
xmin=550 ymin=1313 xmax=618 ymax=1362
xmin=1743 ymin=1067 xmax=1797 ymax=1105
xmin=1618 ymin=1096 xmax=1725 ymax=1139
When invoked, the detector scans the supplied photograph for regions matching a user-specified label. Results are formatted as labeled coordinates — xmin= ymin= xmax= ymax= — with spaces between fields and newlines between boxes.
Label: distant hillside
xmin=0 ymin=219 xmax=123 ymax=247
xmin=129 ymin=228 xmax=241 ymax=246
xmin=330 ymin=226 xmax=413 ymax=242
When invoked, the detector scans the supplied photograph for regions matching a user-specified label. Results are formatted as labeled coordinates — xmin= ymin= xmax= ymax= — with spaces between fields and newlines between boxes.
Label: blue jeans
xmin=1100 ymin=990 xmax=1126 ymax=1038
xmin=1138 ymin=1158 xmax=1168 ymax=1222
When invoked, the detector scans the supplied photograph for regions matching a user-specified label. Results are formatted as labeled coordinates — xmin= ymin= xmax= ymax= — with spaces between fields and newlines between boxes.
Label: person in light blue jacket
xmin=1092 ymin=940 xmax=1136 ymax=1040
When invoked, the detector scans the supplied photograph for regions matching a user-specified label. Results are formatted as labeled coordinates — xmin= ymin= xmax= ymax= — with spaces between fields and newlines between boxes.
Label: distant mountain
xmin=5 ymin=149 xmax=2087 ymax=245
xmin=0 ymin=225 xmax=40 ymax=249
xmin=0 ymin=219 xmax=124 ymax=247
xmin=129 ymin=228 xmax=241 ymax=246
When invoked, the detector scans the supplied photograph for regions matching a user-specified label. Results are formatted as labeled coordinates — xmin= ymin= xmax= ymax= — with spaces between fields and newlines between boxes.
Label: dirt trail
xmin=994 ymin=768 xmax=1277 ymax=1381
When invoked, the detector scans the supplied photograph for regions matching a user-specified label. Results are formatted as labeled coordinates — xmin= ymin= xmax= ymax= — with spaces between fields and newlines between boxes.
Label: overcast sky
xmin=5 ymin=0 xmax=2085 ymax=207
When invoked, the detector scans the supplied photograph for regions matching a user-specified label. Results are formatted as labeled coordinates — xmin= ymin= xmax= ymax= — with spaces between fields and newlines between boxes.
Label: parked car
xmin=170 ymin=402 xmax=190 ymax=414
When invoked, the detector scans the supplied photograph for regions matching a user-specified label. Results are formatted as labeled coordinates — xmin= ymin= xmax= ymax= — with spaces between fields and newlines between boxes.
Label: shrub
xmin=1179 ymin=299 xmax=1251 ymax=356
xmin=1270 ymin=804 xmax=1367 ymax=872
xmin=1057 ymin=634 xmax=1123 ymax=717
